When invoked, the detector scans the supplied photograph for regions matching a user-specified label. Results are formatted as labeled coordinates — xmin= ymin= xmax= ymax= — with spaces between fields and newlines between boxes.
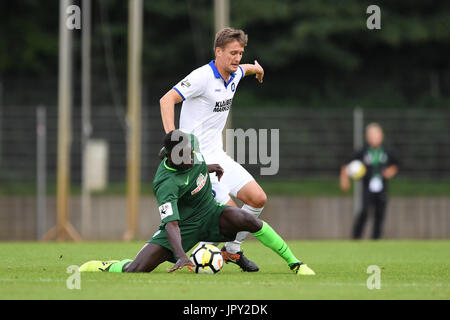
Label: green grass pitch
xmin=0 ymin=240 xmax=449 ymax=300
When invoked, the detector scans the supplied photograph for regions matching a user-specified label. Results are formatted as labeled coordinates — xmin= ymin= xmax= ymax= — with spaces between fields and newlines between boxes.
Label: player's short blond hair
xmin=214 ymin=27 xmax=248 ymax=51
xmin=366 ymin=122 xmax=383 ymax=134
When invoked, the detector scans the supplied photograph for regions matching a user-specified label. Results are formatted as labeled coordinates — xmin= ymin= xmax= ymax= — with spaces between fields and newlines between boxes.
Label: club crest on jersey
xmin=191 ymin=173 xmax=207 ymax=195
xmin=231 ymin=82 xmax=236 ymax=92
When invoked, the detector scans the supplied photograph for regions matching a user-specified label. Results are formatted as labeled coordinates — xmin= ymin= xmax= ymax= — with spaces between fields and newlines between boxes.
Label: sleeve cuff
xmin=173 ymin=87 xmax=186 ymax=101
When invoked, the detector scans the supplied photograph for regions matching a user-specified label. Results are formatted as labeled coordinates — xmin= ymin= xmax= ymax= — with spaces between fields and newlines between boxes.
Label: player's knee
xmin=251 ymin=191 xmax=267 ymax=208
xmin=240 ymin=210 xmax=262 ymax=232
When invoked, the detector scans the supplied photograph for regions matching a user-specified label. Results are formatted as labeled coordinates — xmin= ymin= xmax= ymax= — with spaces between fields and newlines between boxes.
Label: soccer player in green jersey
xmin=79 ymin=130 xmax=315 ymax=275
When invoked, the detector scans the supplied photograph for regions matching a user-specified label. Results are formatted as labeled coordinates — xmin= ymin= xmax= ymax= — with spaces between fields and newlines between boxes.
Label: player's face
xmin=216 ymin=40 xmax=245 ymax=74
xmin=366 ymin=127 xmax=384 ymax=147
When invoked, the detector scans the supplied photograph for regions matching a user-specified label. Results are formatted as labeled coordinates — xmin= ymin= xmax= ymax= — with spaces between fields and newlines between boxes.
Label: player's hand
xmin=207 ymin=164 xmax=224 ymax=181
xmin=254 ymin=60 xmax=264 ymax=83
xmin=168 ymin=255 xmax=195 ymax=273
xmin=382 ymin=165 xmax=398 ymax=180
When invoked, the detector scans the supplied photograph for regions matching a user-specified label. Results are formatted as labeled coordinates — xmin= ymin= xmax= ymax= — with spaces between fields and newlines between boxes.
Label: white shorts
xmin=207 ymin=152 xmax=254 ymax=205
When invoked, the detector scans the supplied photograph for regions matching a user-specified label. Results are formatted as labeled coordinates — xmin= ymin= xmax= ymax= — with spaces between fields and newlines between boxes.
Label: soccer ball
xmin=347 ymin=160 xmax=367 ymax=180
xmin=189 ymin=244 xmax=223 ymax=274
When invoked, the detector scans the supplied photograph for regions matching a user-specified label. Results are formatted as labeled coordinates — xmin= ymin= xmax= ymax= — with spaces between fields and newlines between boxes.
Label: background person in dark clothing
xmin=340 ymin=123 xmax=399 ymax=239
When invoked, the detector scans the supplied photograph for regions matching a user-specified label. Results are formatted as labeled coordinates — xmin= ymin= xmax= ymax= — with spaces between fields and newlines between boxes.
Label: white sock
xmin=225 ymin=204 xmax=264 ymax=254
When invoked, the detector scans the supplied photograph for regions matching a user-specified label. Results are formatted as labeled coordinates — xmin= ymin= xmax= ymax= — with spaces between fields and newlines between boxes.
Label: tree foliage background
xmin=0 ymin=0 xmax=449 ymax=108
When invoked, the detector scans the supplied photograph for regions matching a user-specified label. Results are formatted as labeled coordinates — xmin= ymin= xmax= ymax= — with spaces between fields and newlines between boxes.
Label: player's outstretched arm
xmin=160 ymin=89 xmax=184 ymax=134
xmin=241 ymin=60 xmax=264 ymax=83
xmin=165 ymin=220 xmax=195 ymax=272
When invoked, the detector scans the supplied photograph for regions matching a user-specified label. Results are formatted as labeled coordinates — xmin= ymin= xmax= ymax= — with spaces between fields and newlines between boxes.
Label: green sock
xmin=252 ymin=221 xmax=300 ymax=266
xmin=108 ymin=259 xmax=133 ymax=272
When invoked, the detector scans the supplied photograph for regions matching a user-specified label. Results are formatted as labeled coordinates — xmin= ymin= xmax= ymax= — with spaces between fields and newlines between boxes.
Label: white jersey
xmin=173 ymin=60 xmax=244 ymax=160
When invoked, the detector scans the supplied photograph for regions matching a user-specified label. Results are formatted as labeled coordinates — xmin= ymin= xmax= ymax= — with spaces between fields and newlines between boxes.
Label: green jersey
xmin=153 ymin=134 xmax=218 ymax=230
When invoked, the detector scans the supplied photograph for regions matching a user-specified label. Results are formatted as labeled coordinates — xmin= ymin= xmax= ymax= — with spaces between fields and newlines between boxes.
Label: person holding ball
xmin=340 ymin=123 xmax=399 ymax=239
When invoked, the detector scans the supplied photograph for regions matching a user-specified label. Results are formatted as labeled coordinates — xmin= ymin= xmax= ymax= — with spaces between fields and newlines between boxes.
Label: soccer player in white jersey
xmin=159 ymin=27 xmax=266 ymax=272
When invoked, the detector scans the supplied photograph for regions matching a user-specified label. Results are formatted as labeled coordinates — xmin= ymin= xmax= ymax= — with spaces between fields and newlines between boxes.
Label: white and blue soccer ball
xmin=190 ymin=244 xmax=223 ymax=274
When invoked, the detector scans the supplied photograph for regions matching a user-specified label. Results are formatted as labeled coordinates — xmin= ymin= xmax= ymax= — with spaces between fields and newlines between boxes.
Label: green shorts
xmin=148 ymin=203 xmax=234 ymax=262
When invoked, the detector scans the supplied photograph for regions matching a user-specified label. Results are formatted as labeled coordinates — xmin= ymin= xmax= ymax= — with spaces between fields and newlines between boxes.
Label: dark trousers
xmin=352 ymin=191 xmax=387 ymax=239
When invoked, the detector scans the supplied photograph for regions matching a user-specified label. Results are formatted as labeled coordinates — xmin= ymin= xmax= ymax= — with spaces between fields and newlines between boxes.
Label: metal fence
xmin=0 ymin=105 xmax=449 ymax=187
xmin=234 ymin=107 xmax=450 ymax=179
